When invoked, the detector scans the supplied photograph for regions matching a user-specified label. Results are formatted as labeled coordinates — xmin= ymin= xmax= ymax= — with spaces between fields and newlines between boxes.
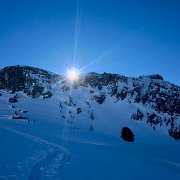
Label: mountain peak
xmin=0 ymin=65 xmax=179 ymax=140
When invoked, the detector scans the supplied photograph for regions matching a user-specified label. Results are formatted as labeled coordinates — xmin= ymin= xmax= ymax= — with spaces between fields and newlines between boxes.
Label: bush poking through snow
xmin=65 ymin=96 xmax=75 ymax=107
xmin=90 ymin=111 xmax=95 ymax=120
xmin=89 ymin=125 xmax=94 ymax=131
xmin=59 ymin=101 xmax=63 ymax=108
xmin=121 ymin=127 xmax=135 ymax=142
xmin=77 ymin=108 xmax=82 ymax=114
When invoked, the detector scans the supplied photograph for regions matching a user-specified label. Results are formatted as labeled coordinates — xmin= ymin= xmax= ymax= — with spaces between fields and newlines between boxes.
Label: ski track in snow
xmin=0 ymin=125 xmax=70 ymax=180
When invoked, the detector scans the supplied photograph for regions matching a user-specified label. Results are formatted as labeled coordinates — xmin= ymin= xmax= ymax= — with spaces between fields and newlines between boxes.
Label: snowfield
xmin=0 ymin=79 xmax=180 ymax=179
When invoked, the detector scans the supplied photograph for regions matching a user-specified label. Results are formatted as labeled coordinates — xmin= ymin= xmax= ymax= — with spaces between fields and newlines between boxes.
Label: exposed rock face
xmin=147 ymin=113 xmax=163 ymax=127
xmin=80 ymin=73 xmax=180 ymax=117
xmin=131 ymin=109 xmax=144 ymax=121
xmin=0 ymin=65 xmax=180 ymax=139
xmin=9 ymin=97 xmax=18 ymax=103
xmin=1 ymin=66 xmax=178 ymax=117
xmin=169 ymin=127 xmax=180 ymax=140
xmin=139 ymin=74 xmax=163 ymax=81
xmin=30 ymin=85 xmax=44 ymax=98
xmin=116 ymin=87 xmax=128 ymax=100
xmin=0 ymin=66 xmax=60 ymax=98
xmin=42 ymin=91 xmax=53 ymax=99
xmin=94 ymin=94 xmax=106 ymax=104
xmin=78 ymin=72 xmax=179 ymax=140
xmin=80 ymin=72 xmax=127 ymax=88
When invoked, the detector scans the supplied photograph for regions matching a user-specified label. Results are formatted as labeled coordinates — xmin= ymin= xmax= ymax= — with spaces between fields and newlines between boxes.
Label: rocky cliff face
xmin=78 ymin=72 xmax=180 ymax=116
xmin=0 ymin=65 xmax=61 ymax=98
xmin=0 ymin=66 xmax=180 ymax=139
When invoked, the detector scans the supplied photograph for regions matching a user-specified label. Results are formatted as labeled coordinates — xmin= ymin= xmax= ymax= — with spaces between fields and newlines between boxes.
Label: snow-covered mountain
xmin=0 ymin=65 xmax=180 ymax=180
xmin=0 ymin=65 xmax=179 ymax=140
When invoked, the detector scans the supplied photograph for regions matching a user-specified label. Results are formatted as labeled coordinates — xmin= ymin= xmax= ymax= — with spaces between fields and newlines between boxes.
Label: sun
xmin=67 ymin=68 xmax=80 ymax=82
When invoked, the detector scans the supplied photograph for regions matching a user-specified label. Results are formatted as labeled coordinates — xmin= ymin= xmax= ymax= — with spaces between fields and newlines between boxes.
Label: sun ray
xmin=67 ymin=67 xmax=80 ymax=82
xmin=73 ymin=0 xmax=81 ymax=66
xmin=79 ymin=43 xmax=120 ymax=72
xmin=61 ymin=0 xmax=81 ymax=144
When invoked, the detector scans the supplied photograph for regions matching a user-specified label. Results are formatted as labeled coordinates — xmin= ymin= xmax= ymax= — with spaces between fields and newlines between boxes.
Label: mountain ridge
xmin=0 ymin=65 xmax=180 ymax=140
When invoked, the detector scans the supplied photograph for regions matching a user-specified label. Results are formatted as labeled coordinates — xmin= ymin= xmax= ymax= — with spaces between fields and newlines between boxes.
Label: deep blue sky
xmin=0 ymin=0 xmax=180 ymax=85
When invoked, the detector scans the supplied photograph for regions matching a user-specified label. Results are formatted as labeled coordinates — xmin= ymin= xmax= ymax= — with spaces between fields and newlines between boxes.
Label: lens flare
xmin=67 ymin=68 xmax=80 ymax=81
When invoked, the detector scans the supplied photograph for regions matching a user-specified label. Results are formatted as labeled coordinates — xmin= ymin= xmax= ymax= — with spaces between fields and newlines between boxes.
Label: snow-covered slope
xmin=0 ymin=66 xmax=180 ymax=180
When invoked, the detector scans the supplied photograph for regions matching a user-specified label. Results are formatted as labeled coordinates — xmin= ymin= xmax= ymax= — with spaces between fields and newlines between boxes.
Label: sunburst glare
xmin=66 ymin=67 xmax=80 ymax=82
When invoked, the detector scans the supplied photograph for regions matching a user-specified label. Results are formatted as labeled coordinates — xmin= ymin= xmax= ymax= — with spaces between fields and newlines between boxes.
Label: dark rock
xmin=9 ymin=97 xmax=18 ymax=103
xmin=98 ymin=83 xmax=103 ymax=90
xmin=168 ymin=127 xmax=180 ymax=140
xmin=131 ymin=109 xmax=144 ymax=121
xmin=0 ymin=65 xmax=60 ymax=98
xmin=146 ymin=113 xmax=162 ymax=126
xmin=90 ymin=89 xmax=95 ymax=94
xmin=42 ymin=91 xmax=52 ymax=99
xmin=116 ymin=87 xmax=128 ymax=100
xmin=94 ymin=94 xmax=106 ymax=104
xmin=139 ymin=74 xmax=163 ymax=81
xmin=148 ymin=74 xmax=163 ymax=81
xmin=77 ymin=108 xmax=82 ymax=114
xmin=121 ymin=127 xmax=135 ymax=142
xmin=134 ymin=94 xmax=141 ymax=103
xmin=12 ymin=115 xmax=26 ymax=119
xmin=14 ymin=111 xmax=18 ymax=115
xmin=142 ymin=94 xmax=149 ymax=104
xmin=30 ymin=85 xmax=44 ymax=98
xmin=81 ymin=72 xmax=120 ymax=88
xmin=111 ymin=86 xmax=118 ymax=96
xmin=175 ymin=99 xmax=180 ymax=115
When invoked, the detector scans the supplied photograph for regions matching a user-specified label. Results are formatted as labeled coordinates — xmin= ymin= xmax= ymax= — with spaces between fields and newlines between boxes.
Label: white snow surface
xmin=0 ymin=82 xmax=180 ymax=180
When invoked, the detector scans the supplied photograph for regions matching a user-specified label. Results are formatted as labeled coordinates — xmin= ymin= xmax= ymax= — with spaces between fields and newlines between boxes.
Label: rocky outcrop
xmin=131 ymin=109 xmax=144 ymax=121
xmin=12 ymin=115 xmax=26 ymax=119
xmin=121 ymin=127 xmax=135 ymax=142
xmin=42 ymin=91 xmax=53 ymax=99
xmin=0 ymin=66 xmax=59 ymax=98
xmin=0 ymin=65 xmax=180 ymax=140
xmin=78 ymin=72 xmax=179 ymax=117
xmin=169 ymin=127 xmax=180 ymax=140
xmin=9 ymin=97 xmax=18 ymax=103
xmin=94 ymin=94 xmax=106 ymax=104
